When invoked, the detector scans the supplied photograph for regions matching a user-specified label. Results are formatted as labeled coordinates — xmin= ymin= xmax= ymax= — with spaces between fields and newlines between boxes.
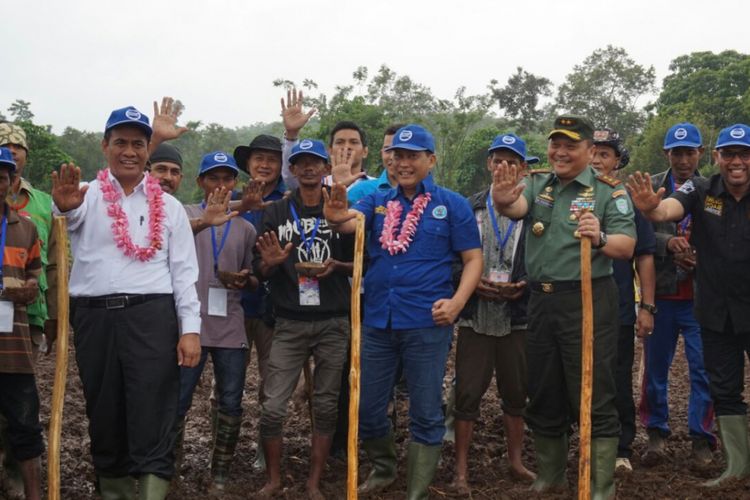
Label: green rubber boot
xmin=210 ymin=412 xmax=242 ymax=490
xmin=358 ymin=433 xmax=397 ymax=495
xmin=137 ymin=474 xmax=169 ymax=500
xmin=99 ymin=476 xmax=136 ymax=500
xmin=704 ymin=415 xmax=750 ymax=487
xmin=405 ymin=442 xmax=441 ymax=500
xmin=530 ymin=433 xmax=568 ymax=492
xmin=591 ymin=437 xmax=617 ymax=500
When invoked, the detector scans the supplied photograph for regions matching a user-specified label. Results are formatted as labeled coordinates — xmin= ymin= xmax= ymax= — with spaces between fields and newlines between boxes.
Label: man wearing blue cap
xmin=636 ymin=122 xmax=715 ymax=467
xmin=177 ymin=151 xmax=258 ymax=491
xmin=0 ymin=147 xmax=44 ymax=500
xmin=253 ymin=139 xmax=353 ymax=499
xmin=450 ymin=133 xmax=536 ymax=494
xmin=324 ymin=124 xmax=483 ymax=499
xmin=52 ymin=106 xmax=201 ymax=499
xmin=628 ymin=123 xmax=750 ymax=486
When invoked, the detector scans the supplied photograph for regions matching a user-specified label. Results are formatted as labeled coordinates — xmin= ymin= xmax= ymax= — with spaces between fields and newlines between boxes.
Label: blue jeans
xmin=178 ymin=347 xmax=247 ymax=418
xmin=639 ymin=299 xmax=715 ymax=442
xmin=359 ymin=325 xmax=452 ymax=445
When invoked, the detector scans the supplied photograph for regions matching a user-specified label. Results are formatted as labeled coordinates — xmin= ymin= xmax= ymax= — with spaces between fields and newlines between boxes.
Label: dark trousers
xmin=526 ymin=278 xmax=620 ymax=438
xmin=701 ymin=320 xmax=750 ymax=417
xmin=0 ymin=373 xmax=43 ymax=461
xmin=72 ymin=296 xmax=180 ymax=479
xmin=615 ymin=325 xmax=636 ymax=458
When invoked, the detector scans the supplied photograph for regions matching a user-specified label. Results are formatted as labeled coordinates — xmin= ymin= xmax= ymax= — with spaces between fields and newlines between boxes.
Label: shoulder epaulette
xmin=596 ymin=174 xmax=621 ymax=187
xmin=529 ymin=168 xmax=552 ymax=175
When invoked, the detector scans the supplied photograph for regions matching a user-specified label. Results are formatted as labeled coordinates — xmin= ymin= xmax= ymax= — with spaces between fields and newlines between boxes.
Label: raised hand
xmin=52 ymin=163 xmax=88 ymax=212
xmin=626 ymin=172 xmax=665 ymax=214
xmin=239 ymin=180 xmax=270 ymax=212
xmin=151 ymin=96 xmax=189 ymax=143
xmin=330 ymin=147 xmax=364 ymax=187
xmin=256 ymin=231 xmax=294 ymax=268
xmin=491 ymin=161 xmax=525 ymax=207
xmin=202 ymin=186 xmax=238 ymax=227
xmin=322 ymin=184 xmax=356 ymax=224
xmin=281 ymin=88 xmax=316 ymax=138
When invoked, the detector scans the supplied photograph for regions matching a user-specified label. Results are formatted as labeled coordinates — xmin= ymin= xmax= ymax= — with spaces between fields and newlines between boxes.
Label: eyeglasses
xmin=719 ymin=150 xmax=750 ymax=161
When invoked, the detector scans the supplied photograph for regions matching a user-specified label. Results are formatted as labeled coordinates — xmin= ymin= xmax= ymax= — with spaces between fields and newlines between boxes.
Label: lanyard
xmin=289 ymin=203 xmax=320 ymax=255
xmin=0 ymin=208 xmax=7 ymax=291
xmin=202 ymin=202 xmax=232 ymax=275
xmin=486 ymin=192 xmax=516 ymax=256
xmin=669 ymin=172 xmax=692 ymax=235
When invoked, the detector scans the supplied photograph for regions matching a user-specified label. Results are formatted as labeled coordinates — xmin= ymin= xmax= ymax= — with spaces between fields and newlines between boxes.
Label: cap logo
xmin=213 ymin=153 xmax=228 ymax=163
xmin=730 ymin=127 xmax=746 ymax=139
xmin=399 ymin=130 xmax=413 ymax=142
xmin=300 ymin=139 xmax=313 ymax=150
xmin=674 ymin=128 xmax=688 ymax=140
xmin=125 ymin=109 xmax=141 ymax=121
xmin=502 ymin=135 xmax=516 ymax=145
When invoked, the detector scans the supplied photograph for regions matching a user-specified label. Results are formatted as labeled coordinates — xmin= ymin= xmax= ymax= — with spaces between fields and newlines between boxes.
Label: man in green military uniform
xmin=492 ymin=116 xmax=636 ymax=499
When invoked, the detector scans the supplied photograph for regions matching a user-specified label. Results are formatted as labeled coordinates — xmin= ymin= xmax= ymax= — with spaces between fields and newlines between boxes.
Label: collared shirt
xmin=53 ymin=171 xmax=201 ymax=334
xmin=353 ymin=175 xmax=481 ymax=329
xmin=522 ymin=166 xmax=636 ymax=281
xmin=185 ymin=204 xmax=256 ymax=348
xmin=347 ymin=169 xmax=393 ymax=203
xmin=671 ymin=174 xmax=750 ymax=333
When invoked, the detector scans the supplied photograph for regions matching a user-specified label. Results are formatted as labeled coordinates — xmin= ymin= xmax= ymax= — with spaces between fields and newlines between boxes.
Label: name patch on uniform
xmin=432 ymin=205 xmax=448 ymax=219
xmin=534 ymin=195 xmax=554 ymax=208
xmin=375 ymin=205 xmax=387 ymax=215
xmin=704 ymin=195 xmax=723 ymax=216
xmin=615 ymin=197 xmax=629 ymax=214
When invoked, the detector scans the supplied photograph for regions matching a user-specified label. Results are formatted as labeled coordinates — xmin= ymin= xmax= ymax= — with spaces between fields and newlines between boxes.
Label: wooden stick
xmin=48 ymin=216 xmax=70 ymax=500
xmin=577 ymin=235 xmax=593 ymax=500
xmin=347 ymin=213 xmax=366 ymax=500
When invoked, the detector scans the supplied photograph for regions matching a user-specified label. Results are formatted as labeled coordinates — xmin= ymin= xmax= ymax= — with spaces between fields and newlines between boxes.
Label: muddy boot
xmin=704 ymin=415 xmax=750 ymax=487
xmin=358 ymin=433 xmax=397 ymax=494
xmin=591 ymin=437 xmax=617 ymax=500
xmin=641 ymin=428 xmax=667 ymax=466
xmin=99 ymin=476 xmax=136 ymax=500
xmin=18 ymin=457 xmax=41 ymax=500
xmin=530 ymin=433 xmax=568 ymax=492
xmin=137 ymin=474 xmax=169 ymax=500
xmin=210 ymin=412 xmax=242 ymax=491
xmin=405 ymin=441 xmax=441 ymax=500
xmin=690 ymin=436 xmax=714 ymax=468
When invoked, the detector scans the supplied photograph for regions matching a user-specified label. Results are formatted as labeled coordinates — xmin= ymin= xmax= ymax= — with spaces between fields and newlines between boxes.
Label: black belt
xmin=530 ymin=277 xmax=610 ymax=294
xmin=73 ymin=294 xmax=170 ymax=310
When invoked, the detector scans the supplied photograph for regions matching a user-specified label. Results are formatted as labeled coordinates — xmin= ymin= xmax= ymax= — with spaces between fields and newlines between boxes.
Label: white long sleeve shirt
xmin=53 ymin=170 xmax=201 ymax=334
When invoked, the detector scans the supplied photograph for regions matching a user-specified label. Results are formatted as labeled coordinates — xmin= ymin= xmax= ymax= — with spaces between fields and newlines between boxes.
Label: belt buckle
xmin=541 ymin=283 xmax=554 ymax=293
xmin=105 ymin=296 xmax=127 ymax=309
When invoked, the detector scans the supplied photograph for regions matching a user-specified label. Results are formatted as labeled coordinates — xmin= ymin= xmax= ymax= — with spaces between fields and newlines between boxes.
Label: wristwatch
xmin=593 ymin=231 xmax=608 ymax=249
xmin=639 ymin=303 xmax=658 ymax=314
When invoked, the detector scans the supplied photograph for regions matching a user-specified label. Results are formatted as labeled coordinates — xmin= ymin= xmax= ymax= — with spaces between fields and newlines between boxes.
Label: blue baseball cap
xmin=715 ymin=124 xmax=750 ymax=149
xmin=199 ymin=151 xmax=240 ymax=176
xmin=664 ymin=122 xmax=702 ymax=149
xmin=0 ymin=147 xmax=16 ymax=172
xmin=386 ymin=124 xmax=435 ymax=153
xmin=105 ymin=106 xmax=153 ymax=138
xmin=289 ymin=139 xmax=329 ymax=164
xmin=488 ymin=133 xmax=538 ymax=163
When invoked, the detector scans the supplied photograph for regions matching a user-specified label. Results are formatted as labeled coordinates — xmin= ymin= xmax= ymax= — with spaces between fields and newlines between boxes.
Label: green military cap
xmin=0 ymin=123 xmax=28 ymax=150
xmin=548 ymin=116 xmax=594 ymax=142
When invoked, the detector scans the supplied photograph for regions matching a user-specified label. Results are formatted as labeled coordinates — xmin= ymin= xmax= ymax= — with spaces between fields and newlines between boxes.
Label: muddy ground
xmin=13 ymin=335 xmax=750 ymax=499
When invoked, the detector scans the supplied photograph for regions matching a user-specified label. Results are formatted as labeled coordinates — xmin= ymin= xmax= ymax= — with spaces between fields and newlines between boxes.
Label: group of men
xmin=0 ymin=90 xmax=748 ymax=500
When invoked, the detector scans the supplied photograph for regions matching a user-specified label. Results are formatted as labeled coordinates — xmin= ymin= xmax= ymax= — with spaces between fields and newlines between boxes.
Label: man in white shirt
xmin=52 ymin=106 xmax=201 ymax=500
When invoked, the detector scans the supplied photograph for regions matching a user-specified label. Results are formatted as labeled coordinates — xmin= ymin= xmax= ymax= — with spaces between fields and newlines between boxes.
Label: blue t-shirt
xmin=612 ymin=205 xmax=656 ymax=325
xmin=347 ymin=169 xmax=391 ymax=203
xmin=237 ymin=181 xmax=286 ymax=318
xmin=353 ymin=174 xmax=481 ymax=329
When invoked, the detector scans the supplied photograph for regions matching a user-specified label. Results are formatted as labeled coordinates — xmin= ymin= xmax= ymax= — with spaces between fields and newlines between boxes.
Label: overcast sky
xmin=5 ymin=0 xmax=748 ymax=134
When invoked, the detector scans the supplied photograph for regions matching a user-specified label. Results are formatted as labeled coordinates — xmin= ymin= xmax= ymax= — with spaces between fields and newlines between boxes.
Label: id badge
xmin=0 ymin=300 xmax=14 ymax=332
xmin=489 ymin=268 xmax=511 ymax=283
xmin=299 ymin=276 xmax=321 ymax=306
xmin=208 ymin=287 xmax=228 ymax=317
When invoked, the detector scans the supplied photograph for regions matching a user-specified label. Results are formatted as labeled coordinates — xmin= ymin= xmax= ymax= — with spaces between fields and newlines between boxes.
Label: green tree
xmin=8 ymin=99 xmax=34 ymax=122
xmin=57 ymin=127 xmax=104 ymax=180
xmin=489 ymin=67 xmax=552 ymax=134
xmin=555 ymin=45 xmax=656 ymax=137
xmin=16 ymin=121 xmax=71 ymax=191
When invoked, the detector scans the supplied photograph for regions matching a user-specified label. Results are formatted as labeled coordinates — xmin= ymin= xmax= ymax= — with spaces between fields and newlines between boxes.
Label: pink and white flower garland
xmin=97 ymin=169 xmax=166 ymax=261
xmin=379 ymin=193 xmax=432 ymax=255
